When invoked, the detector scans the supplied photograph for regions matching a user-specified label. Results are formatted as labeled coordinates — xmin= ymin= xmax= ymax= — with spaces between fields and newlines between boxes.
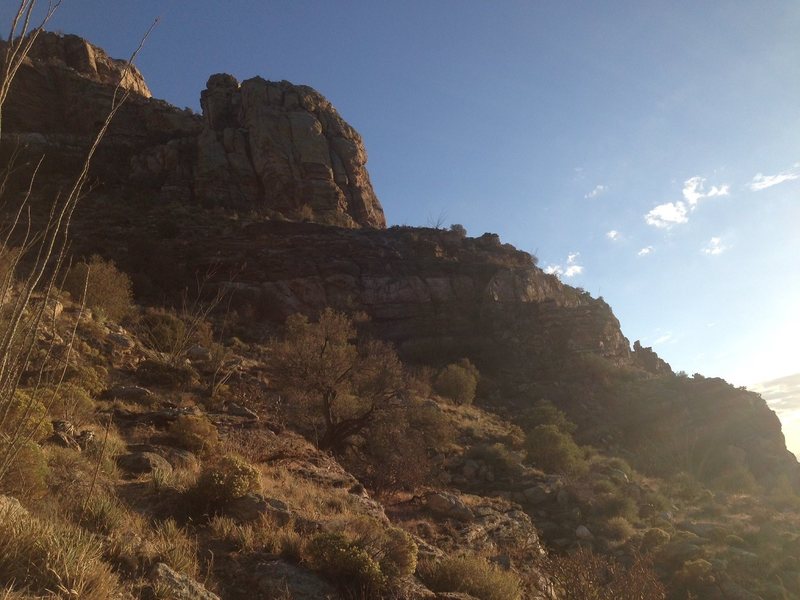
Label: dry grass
xmin=208 ymin=513 xmax=302 ymax=559
xmin=0 ymin=501 xmax=119 ymax=599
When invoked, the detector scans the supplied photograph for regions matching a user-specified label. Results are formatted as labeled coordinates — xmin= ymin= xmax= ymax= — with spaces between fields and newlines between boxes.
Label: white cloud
xmin=637 ymin=246 xmax=653 ymax=256
xmin=585 ymin=184 xmax=607 ymax=199
xmin=749 ymin=169 xmax=799 ymax=191
xmin=545 ymin=252 xmax=584 ymax=279
xmin=645 ymin=176 xmax=729 ymax=228
xmin=682 ymin=176 xmax=730 ymax=207
xmin=606 ymin=230 xmax=620 ymax=241
xmin=701 ymin=236 xmax=729 ymax=255
xmin=644 ymin=201 xmax=688 ymax=228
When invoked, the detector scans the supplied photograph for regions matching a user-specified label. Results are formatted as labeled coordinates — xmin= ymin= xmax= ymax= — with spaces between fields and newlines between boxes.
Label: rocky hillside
xmin=2 ymin=31 xmax=800 ymax=600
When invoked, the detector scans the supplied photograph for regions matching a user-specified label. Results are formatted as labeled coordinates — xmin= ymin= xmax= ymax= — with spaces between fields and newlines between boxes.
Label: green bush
xmin=346 ymin=517 xmax=418 ymax=579
xmin=601 ymin=516 xmax=636 ymax=542
xmin=138 ymin=310 xmax=186 ymax=355
xmin=63 ymin=255 xmax=132 ymax=322
xmin=525 ymin=424 xmax=587 ymax=475
xmin=466 ymin=443 xmax=522 ymax=479
xmin=524 ymin=399 xmax=576 ymax=434
xmin=419 ymin=554 xmax=522 ymax=600
xmin=193 ymin=455 xmax=260 ymax=508
xmin=307 ymin=518 xmax=418 ymax=594
xmin=1 ymin=390 xmax=52 ymax=442
xmin=434 ymin=359 xmax=479 ymax=405
xmin=643 ymin=528 xmax=671 ymax=550
xmin=307 ymin=532 xmax=385 ymax=592
xmin=594 ymin=493 xmax=639 ymax=521
xmin=169 ymin=414 xmax=219 ymax=456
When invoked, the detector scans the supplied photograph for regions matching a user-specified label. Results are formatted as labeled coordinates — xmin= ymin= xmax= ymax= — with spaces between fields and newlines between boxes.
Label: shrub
xmin=307 ymin=532 xmax=385 ymax=592
xmin=434 ymin=359 xmax=479 ymax=405
xmin=594 ymin=493 xmax=639 ymax=522
xmin=192 ymin=455 xmax=260 ymax=509
xmin=135 ymin=359 xmax=195 ymax=389
xmin=419 ymin=554 xmax=522 ymax=600
xmin=545 ymin=548 xmax=666 ymax=599
xmin=1 ymin=390 xmax=52 ymax=442
xmin=642 ymin=528 xmax=671 ymax=551
xmin=169 ymin=414 xmax=219 ymax=456
xmin=466 ymin=443 xmax=522 ymax=479
xmin=138 ymin=310 xmax=186 ymax=355
xmin=0 ymin=441 xmax=48 ymax=499
xmin=0 ymin=500 xmax=119 ymax=599
xmin=346 ymin=517 xmax=418 ymax=579
xmin=676 ymin=558 xmax=715 ymax=586
xmin=63 ymin=255 xmax=132 ymax=322
xmin=525 ymin=424 xmax=587 ymax=475
xmin=450 ymin=223 xmax=467 ymax=237
xmin=65 ymin=364 xmax=108 ymax=396
xmin=601 ymin=516 xmax=636 ymax=542
xmin=524 ymin=399 xmax=576 ymax=434
xmin=44 ymin=383 xmax=94 ymax=426
xmin=307 ymin=518 xmax=418 ymax=594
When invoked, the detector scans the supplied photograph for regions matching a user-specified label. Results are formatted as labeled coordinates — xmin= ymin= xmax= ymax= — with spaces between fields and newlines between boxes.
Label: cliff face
xmin=3 ymin=32 xmax=796 ymax=487
xmin=3 ymin=32 xmax=384 ymax=228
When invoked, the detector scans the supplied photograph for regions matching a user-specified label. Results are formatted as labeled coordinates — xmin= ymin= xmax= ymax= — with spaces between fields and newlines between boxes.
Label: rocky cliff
xmin=3 ymin=31 xmax=384 ymax=228
xmin=2 ymin=32 xmax=796 ymax=490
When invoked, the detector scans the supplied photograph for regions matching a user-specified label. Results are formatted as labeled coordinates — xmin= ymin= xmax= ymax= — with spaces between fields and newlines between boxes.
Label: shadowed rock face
xmin=195 ymin=74 xmax=385 ymax=227
xmin=2 ymin=33 xmax=384 ymax=229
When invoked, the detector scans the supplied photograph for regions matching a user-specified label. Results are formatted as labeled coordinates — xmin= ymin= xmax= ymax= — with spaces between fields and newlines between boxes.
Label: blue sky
xmin=9 ymin=2 xmax=800 ymax=439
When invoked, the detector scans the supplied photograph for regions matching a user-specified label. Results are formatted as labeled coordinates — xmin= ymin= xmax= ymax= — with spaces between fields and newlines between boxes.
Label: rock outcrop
xmin=2 ymin=32 xmax=384 ymax=228
xmin=194 ymin=74 xmax=384 ymax=226
xmin=25 ymin=31 xmax=151 ymax=96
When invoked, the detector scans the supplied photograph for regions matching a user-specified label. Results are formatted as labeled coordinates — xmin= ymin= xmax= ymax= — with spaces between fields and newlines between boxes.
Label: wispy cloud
xmin=749 ymin=167 xmax=799 ymax=191
xmin=653 ymin=332 xmax=673 ymax=345
xmin=585 ymin=184 xmax=607 ymax=199
xmin=645 ymin=176 xmax=729 ymax=228
xmin=606 ymin=229 xmax=620 ymax=241
xmin=701 ymin=236 xmax=729 ymax=255
xmin=544 ymin=252 xmax=584 ymax=278
xmin=645 ymin=201 xmax=688 ymax=228
xmin=637 ymin=246 xmax=654 ymax=256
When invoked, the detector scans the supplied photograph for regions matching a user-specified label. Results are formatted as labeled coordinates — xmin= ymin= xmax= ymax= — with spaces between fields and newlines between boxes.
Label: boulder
xmin=227 ymin=494 xmax=291 ymax=525
xmin=186 ymin=345 xmax=212 ymax=361
xmin=427 ymin=492 xmax=475 ymax=522
xmin=226 ymin=402 xmax=259 ymax=420
xmin=150 ymin=563 xmax=219 ymax=600
xmin=576 ymin=525 xmax=594 ymax=541
xmin=107 ymin=332 xmax=135 ymax=350
xmin=523 ymin=485 xmax=550 ymax=505
xmin=110 ymin=385 xmax=153 ymax=402
xmin=47 ymin=431 xmax=81 ymax=451
xmin=117 ymin=452 xmax=173 ymax=475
